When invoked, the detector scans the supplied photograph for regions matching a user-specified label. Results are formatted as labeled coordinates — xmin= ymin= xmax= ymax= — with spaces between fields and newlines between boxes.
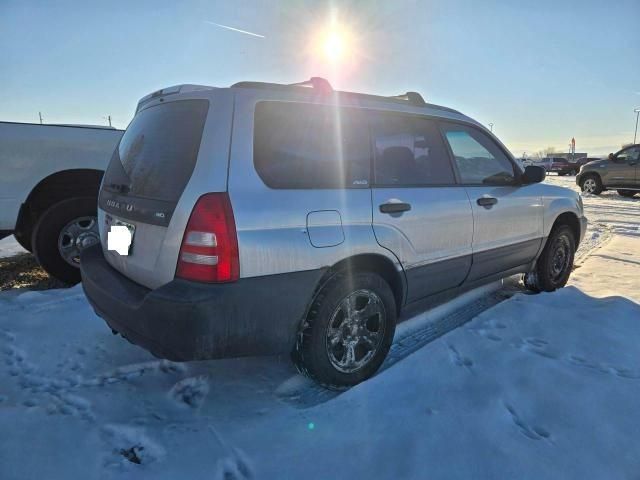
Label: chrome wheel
xmin=57 ymin=216 xmax=99 ymax=267
xmin=582 ymin=178 xmax=596 ymax=193
xmin=325 ymin=289 xmax=386 ymax=374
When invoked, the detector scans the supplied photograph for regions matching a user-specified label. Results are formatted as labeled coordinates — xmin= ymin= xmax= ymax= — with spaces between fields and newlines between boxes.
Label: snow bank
xmin=1 ymin=233 xmax=639 ymax=479
xmin=0 ymin=236 xmax=27 ymax=259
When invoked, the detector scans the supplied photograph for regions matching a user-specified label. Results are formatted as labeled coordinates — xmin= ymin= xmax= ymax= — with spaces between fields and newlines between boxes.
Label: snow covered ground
xmin=1 ymin=176 xmax=639 ymax=479
xmin=0 ymin=236 xmax=27 ymax=259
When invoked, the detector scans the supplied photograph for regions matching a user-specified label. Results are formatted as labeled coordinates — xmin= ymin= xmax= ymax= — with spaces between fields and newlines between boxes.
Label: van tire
xmin=524 ymin=225 xmax=576 ymax=293
xmin=293 ymin=272 xmax=396 ymax=389
xmin=13 ymin=230 xmax=33 ymax=253
xmin=32 ymin=197 xmax=99 ymax=285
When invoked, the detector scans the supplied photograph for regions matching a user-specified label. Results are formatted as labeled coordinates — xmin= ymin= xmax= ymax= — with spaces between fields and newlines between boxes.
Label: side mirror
xmin=608 ymin=153 xmax=615 ymax=161
xmin=523 ymin=165 xmax=545 ymax=184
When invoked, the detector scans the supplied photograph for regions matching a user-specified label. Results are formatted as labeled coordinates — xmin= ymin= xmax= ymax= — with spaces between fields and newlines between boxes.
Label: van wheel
xmin=617 ymin=190 xmax=637 ymax=198
xmin=524 ymin=225 xmax=576 ymax=293
xmin=580 ymin=175 xmax=603 ymax=194
xmin=32 ymin=197 xmax=99 ymax=285
xmin=293 ymin=272 xmax=396 ymax=389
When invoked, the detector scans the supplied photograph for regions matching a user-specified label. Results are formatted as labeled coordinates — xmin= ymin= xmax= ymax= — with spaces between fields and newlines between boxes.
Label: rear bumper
xmin=80 ymin=245 xmax=324 ymax=361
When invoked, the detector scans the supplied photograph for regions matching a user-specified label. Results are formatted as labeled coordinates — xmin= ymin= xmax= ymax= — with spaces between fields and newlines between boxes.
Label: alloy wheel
xmin=325 ymin=289 xmax=386 ymax=374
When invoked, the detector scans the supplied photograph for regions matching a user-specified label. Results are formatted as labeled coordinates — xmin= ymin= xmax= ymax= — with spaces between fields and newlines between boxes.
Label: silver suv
xmin=81 ymin=78 xmax=587 ymax=388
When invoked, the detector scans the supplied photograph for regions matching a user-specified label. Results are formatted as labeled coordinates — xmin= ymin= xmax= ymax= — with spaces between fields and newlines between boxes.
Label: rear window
xmin=103 ymin=99 xmax=209 ymax=202
xmin=253 ymin=102 xmax=371 ymax=189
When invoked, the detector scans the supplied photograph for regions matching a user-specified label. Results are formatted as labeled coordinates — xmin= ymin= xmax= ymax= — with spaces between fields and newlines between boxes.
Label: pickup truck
xmin=0 ymin=121 xmax=123 ymax=283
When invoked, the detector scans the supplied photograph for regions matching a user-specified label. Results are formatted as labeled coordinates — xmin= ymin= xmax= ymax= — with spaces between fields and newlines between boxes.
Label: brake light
xmin=176 ymin=193 xmax=239 ymax=283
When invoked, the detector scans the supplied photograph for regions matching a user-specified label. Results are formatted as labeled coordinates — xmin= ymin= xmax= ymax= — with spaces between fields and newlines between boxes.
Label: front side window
xmin=370 ymin=113 xmax=455 ymax=186
xmin=441 ymin=123 xmax=516 ymax=185
xmin=616 ymin=146 xmax=640 ymax=163
xmin=253 ymin=102 xmax=370 ymax=189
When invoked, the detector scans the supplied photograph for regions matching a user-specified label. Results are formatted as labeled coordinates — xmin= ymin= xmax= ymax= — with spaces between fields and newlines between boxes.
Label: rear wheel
xmin=32 ymin=197 xmax=100 ymax=284
xmin=580 ymin=174 xmax=603 ymax=195
xmin=293 ymin=272 xmax=396 ymax=389
xmin=524 ymin=225 xmax=576 ymax=293
xmin=617 ymin=190 xmax=637 ymax=198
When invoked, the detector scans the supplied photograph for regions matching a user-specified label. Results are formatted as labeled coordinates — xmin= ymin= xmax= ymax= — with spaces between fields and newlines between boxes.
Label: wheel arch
xmin=15 ymin=169 xmax=104 ymax=238
xmin=311 ymin=253 xmax=406 ymax=318
xmin=579 ymin=171 xmax=602 ymax=186
xmin=550 ymin=211 xmax=581 ymax=247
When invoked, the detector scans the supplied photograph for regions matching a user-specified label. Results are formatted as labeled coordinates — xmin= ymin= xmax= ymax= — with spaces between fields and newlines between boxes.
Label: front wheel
xmin=617 ymin=190 xmax=637 ymax=198
xmin=293 ymin=272 xmax=397 ymax=389
xmin=524 ymin=225 xmax=576 ymax=293
xmin=32 ymin=197 xmax=100 ymax=284
xmin=580 ymin=175 xmax=603 ymax=195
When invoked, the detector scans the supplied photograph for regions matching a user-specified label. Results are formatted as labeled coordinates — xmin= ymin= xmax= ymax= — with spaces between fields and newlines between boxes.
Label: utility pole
xmin=103 ymin=115 xmax=113 ymax=127
xmin=634 ymin=108 xmax=640 ymax=144
xmin=38 ymin=112 xmax=43 ymax=124
xmin=488 ymin=122 xmax=494 ymax=132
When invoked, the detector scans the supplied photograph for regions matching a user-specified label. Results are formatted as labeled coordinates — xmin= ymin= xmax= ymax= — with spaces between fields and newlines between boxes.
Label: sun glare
xmin=323 ymin=30 xmax=346 ymax=61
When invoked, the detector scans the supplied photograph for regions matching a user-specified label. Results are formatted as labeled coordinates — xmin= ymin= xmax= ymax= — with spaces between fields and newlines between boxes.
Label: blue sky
xmin=1 ymin=0 xmax=639 ymax=155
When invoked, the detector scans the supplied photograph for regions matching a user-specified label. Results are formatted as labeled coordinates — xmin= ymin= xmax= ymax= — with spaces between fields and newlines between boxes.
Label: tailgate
xmin=98 ymin=98 xmax=212 ymax=289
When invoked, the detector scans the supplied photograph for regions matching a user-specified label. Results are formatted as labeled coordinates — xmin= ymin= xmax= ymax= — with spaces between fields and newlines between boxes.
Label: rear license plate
xmin=106 ymin=215 xmax=136 ymax=255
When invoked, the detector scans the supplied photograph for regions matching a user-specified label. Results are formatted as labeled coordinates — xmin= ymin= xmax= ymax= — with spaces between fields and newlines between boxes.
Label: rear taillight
xmin=176 ymin=193 xmax=239 ymax=283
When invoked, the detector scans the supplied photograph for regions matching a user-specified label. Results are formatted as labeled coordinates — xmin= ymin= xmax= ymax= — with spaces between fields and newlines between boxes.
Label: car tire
xmin=32 ymin=197 xmax=100 ymax=285
xmin=580 ymin=174 xmax=603 ymax=194
xmin=617 ymin=190 xmax=637 ymax=198
xmin=524 ymin=225 xmax=576 ymax=293
xmin=293 ymin=271 xmax=397 ymax=389
xmin=13 ymin=230 xmax=33 ymax=253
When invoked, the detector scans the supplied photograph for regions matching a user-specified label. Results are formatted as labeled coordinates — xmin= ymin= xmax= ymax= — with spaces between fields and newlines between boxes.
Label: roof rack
xmin=287 ymin=77 xmax=333 ymax=93
xmin=231 ymin=78 xmax=453 ymax=112
xmin=389 ymin=91 xmax=427 ymax=107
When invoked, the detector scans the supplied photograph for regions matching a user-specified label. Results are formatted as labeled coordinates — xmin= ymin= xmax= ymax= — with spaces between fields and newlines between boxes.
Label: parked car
xmin=534 ymin=157 xmax=554 ymax=172
xmin=0 ymin=121 xmax=123 ymax=282
xmin=576 ymin=144 xmax=640 ymax=197
xmin=80 ymin=79 xmax=587 ymax=388
xmin=549 ymin=157 xmax=572 ymax=175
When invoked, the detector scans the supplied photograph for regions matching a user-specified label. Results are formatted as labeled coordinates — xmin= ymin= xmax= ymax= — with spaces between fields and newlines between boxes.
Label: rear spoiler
xmin=135 ymin=85 xmax=215 ymax=113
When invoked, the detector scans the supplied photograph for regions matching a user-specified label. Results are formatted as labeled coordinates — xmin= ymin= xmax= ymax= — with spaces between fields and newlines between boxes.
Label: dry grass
xmin=0 ymin=254 xmax=67 ymax=291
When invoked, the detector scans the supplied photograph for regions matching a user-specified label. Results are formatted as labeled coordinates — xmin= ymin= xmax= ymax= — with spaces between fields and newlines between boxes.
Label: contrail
xmin=205 ymin=21 xmax=265 ymax=38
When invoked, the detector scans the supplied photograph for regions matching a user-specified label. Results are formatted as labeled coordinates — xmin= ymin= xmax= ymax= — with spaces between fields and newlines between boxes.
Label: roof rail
xmin=231 ymin=78 xmax=455 ymax=113
xmin=232 ymin=77 xmax=334 ymax=94
xmin=390 ymin=91 xmax=426 ymax=107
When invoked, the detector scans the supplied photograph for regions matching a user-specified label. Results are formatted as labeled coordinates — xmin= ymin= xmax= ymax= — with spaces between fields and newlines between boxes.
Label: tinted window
xmin=441 ymin=123 xmax=516 ymax=185
xmin=371 ymin=114 xmax=455 ymax=186
xmin=253 ymin=102 xmax=370 ymax=189
xmin=103 ymin=100 xmax=208 ymax=202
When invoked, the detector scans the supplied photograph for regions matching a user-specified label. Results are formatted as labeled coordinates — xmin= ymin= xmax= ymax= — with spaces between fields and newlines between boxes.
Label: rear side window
xmin=370 ymin=113 xmax=455 ymax=186
xmin=440 ymin=122 xmax=516 ymax=185
xmin=103 ymin=99 xmax=209 ymax=202
xmin=253 ymin=102 xmax=370 ymax=189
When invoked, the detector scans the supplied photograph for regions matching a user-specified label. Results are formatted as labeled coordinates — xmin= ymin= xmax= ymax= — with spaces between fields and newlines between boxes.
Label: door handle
xmin=379 ymin=201 xmax=412 ymax=214
xmin=477 ymin=197 xmax=498 ymax=208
